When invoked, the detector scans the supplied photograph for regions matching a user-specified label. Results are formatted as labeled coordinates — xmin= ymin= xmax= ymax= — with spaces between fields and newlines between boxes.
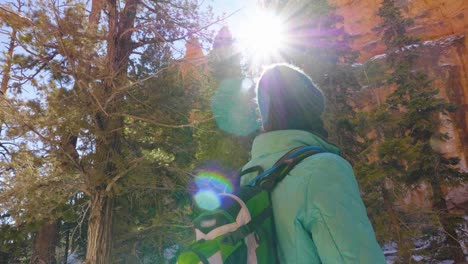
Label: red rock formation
xmin=330 ymin=0 xmax=467 ymax=62
xmin=332 ymin=0 xmax=467 ymax=211
xmin=180 ymin=36 xmax=208 ymax=82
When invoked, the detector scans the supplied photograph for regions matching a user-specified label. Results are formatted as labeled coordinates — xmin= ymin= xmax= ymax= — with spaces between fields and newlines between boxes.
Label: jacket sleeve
xmin=298 ymin=154 xmax=386 ymax=264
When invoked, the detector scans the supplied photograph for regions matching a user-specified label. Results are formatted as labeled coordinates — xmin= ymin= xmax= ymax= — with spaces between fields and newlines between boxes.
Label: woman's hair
xmin=256 ymin=63 xmax=328 ymax=138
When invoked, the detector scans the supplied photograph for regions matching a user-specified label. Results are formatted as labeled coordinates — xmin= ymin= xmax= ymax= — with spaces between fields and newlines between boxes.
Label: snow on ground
xmin=67 ymin=251 xmax=83 ymax=264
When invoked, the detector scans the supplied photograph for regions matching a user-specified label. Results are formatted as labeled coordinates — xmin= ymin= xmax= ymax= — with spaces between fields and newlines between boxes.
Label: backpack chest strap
xmin=222 ymin=206 xmax=273 ymax=245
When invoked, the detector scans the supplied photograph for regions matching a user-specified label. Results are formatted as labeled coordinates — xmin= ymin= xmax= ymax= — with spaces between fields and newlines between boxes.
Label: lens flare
xmin=235 ymin=10 xmax=287 ymax=65
xmin=193 ymin=169 xmax=234 ymax=211
xmin=211 ymin=78 xmax=260 ymax=136
xmin=194 ymin=190 xmax=221 ymax=211
xmin=195 ymin=170 xmax=234 ymax=194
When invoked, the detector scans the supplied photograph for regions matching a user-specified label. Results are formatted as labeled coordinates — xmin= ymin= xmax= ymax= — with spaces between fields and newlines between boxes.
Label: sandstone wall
xmin=330 ymin=0 xmax=468 ymax=211
xmin=330 ymin=0 xmax=467 ymax=61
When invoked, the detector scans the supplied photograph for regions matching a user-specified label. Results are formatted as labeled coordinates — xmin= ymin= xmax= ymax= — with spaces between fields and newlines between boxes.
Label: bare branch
xmin=70 ymin=200 xmax=90 ymax=247
xmin=103 ymin=65 xmax=171 ymax=109
xmin=76 ymin=79 xmax=109 ymax=116
xmin=118 ymin=113 xmax=214 ymax=129
xmin=132 ymin=7 xmax=241 ymax=48
xmin=105 ymin=157 xmax=144 ymax=193
xmin=1 ymin=28 xmax=17 ymax=95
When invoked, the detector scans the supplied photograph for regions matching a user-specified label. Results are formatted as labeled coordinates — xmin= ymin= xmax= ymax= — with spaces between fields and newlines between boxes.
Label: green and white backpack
xmin=177 ymin=146 xmax=325 ymax=264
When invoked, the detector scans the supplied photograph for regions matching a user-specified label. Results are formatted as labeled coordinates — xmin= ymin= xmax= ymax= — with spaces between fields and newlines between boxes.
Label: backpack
xmin=177 ymin=146 xmax=326 ymax=264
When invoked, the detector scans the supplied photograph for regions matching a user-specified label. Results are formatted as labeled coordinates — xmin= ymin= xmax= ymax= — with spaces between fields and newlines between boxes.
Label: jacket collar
xmin=251 ymin=130 xmax=340 ymax=159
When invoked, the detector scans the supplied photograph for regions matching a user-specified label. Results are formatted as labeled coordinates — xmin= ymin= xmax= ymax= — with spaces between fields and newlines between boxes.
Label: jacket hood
xmin=250 ymin=130 xmax=340 ymax=160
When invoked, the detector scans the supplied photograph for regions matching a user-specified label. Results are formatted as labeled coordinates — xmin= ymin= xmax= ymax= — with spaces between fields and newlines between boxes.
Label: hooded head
xmin=256 ymin=63 xmax=328 ymax=138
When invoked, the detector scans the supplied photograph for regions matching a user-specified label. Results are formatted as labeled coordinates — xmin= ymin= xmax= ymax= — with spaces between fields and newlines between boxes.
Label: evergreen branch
xmin=126 ymin=185 xmax=196 ymax=192
xmin=434 ymin=215 xmax=465 ymax=244
xmin=115 ymin=222 xmax=193 ymax=244
xmin=133 ymin=7 xmax=241 ymax=48
xmin=118 ymin=113 xmax=214 ymax=128
xmin=102 ymin=65 xmax=171 ymax=109
xmin=9 ymin=35 xmax=59 ymax=87
xmin=0 ymin=142 xmax=13 ymax=154
xmin=0 ymin=6 xmax=33 ymax=28
xmin=105 ymin=157 xmax=145 ymax=193
xmin=2 ymin=99 xmax=88 ymax=179
xmin=50 ymin=4 xmax=82 ymax=78
xmin=1 ymin=27 xmax=16 ymax=95
xmin=124 ymin=86 xmax=190 ymax=120
xmin=76 ymin=79 xmax=109 ymax=116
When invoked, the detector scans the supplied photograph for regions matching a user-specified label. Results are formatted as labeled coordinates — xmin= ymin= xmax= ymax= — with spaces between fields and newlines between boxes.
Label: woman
xmin=240 ymin=64 xmax=386 ymax=263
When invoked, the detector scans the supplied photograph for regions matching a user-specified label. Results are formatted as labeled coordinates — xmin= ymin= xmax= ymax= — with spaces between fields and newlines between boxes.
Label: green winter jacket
xmin=240 ymin=130 xmax=386 ymax=264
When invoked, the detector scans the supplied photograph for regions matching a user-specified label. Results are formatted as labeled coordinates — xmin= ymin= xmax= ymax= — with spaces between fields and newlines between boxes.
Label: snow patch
xmin=366 ymin=34 xmax=465 ymax=64
xmin=383 ymin=242 xmax=398 ymax=255
xmin=422 ymin=34 xmax=464 ymax=47
xmin=370 ymin=53 xmax=387 ymax=61
xmin=67 ymin=252 xmax=83 ymax=264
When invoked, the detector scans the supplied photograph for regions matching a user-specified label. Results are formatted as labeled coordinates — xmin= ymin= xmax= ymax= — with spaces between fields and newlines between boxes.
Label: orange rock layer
xmin=331 ymin=0 xmax=467 ymax=212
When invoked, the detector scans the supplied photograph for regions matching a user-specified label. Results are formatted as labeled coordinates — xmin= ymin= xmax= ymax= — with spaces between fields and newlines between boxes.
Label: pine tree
xmin=0 ymin=0 xmax=215 ymax=262
xmin=194 ymin=26 xmax=254 ymax=170
xmin=1 ymin=2 xmax=59 ymax=262
xmin=110 ymin=41 xmax=206 ymax=262
xmin=376 ymin=0 xmax=466 ymax=261
xmin=260 ymin=0 xmax=361 ymax=158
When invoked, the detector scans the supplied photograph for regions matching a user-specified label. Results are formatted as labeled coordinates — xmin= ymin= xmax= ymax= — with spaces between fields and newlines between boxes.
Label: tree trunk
xmin=31 ymin=220 xmax=60 ymax=264
xmin=0 ymin=251 xmax=9 ymax=264
xmin=430 ymin=180 xmax=465 ymax=263
xmin=84 ymin=191 xmax=114 ymax=264
xmin=382 ymin=185 xmax=412 ymax=262
xmin=82 ymin=1 xmax=139 ymax=262
xmin=63 ymin=227 xmax=70 ymax=264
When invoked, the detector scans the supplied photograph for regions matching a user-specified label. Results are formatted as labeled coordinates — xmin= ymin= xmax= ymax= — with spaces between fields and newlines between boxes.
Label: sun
xmin=236 ymin=11 xmax=287 ymax=65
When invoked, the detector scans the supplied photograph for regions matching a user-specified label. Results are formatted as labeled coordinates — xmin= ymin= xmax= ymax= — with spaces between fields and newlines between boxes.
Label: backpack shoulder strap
xmin=239 ymin=166 xmax=264 ymax=177
xmin=248 ymin=146 xmax=327 ymax=190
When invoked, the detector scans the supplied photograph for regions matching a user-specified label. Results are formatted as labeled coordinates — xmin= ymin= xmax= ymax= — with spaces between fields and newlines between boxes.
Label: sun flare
xmin=236 ymin=11 xmax=286 ymax=64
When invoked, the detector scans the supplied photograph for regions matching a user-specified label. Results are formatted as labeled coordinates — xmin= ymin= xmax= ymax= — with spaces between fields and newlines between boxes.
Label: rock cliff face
xmin=331 ymin=0 xmax=467 ymax=61
xmin=330 ymin=0 xmax=467 ymax=212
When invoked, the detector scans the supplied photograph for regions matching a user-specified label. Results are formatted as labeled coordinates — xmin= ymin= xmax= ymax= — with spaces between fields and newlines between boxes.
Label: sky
xmin=208 ymin=0 xmax=258 ymax=44
xmin=210 ymin=0 xmax=254 ymax=27
xmin=0 ymin=0 xmax=258 ymax=56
